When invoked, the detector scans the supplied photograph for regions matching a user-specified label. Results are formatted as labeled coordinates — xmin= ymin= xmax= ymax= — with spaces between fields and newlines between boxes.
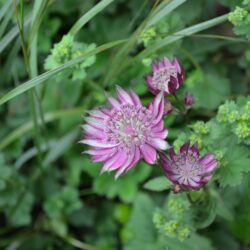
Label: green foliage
xmin=123 ymin=193 xmax=215 ymax=250
xmin=0 ymin=155 xmax=34 ymax=226
xmin=44 ymin=185 xmax=82 ymax=236
xmin=217 ymin=146 xmax=250 ymax=187
xmin=83 ymin=159 xmax=151 ymax=203
xmin=144 ymin=176 xmax=172 ymax=191
xmin=217 ymin=97 xmax=250 ymax=144
xmin=153 ymin=194 xmax=192 ymax=241
xmin=0 ymin=0 xmax=250 ymax=249
xmin=186 ymin=70 xmax=231 ymax=110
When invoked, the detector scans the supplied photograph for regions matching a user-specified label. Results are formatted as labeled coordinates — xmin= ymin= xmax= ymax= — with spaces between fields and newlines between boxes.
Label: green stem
xmin=186 ymin=192 xmax=199 ymax=207
xmin=13 ymin=0 xmax=44 ymax=168
xmin=28 ymin=90 xmax=43 ymax=166
xmin=63 ymin=236 xmax=98 ymax=250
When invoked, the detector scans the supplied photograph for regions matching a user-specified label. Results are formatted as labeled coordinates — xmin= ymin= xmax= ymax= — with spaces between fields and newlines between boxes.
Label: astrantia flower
xmin=160 ymin=142 xmax=217 ymax=191
xmin=145 ymin=57 xmax=184 ymax=96
xmin=81 ymin=86 xmax=168 ymax=178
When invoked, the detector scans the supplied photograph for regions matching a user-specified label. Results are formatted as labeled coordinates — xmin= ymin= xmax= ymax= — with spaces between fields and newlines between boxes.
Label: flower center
xmin=106 ymin=104 xmax=153 ymax=150
xmin=174 ymin=154 xmax=202 ymax=182
xmin=153 ymin=67 xmax=177 ymax=91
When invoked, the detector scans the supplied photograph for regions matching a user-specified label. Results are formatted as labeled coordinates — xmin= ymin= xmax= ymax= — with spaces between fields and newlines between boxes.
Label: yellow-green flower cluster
xmin=44 ymin=34 xmax=96 ymax=81
xmin=173 ymin=135 xmax=186 ymax=152
xmin=235 ymin=122 xmax=250 ymax=139
xmin=191 ymin=121 xmax=209 ymax=135
xmin=217 ymin=98 xmax=250 ymax=143
xmin=228 ymin=5 xmax=250 ymax=39
xmin=153 ymin=195 xmax=191 ymax=241
xmin=139 ymin=27 xmax=157 ymax=47
xmin=52 ymin=35 xmax=73 ymax=64
xmin=228 ymin=7 xmax=248 ymax=25
xmin=189 ymin=121 xmax=209 ymax=147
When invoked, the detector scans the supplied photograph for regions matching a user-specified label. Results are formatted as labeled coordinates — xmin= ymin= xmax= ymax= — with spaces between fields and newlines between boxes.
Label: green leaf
xmin=43 ymin=130 xmax=78 ymax=165
xmin=144 ymin=176 xmax=172 ymax=191
xmin=90 ymin=162 xmax=151 ymax=203
xmin=218 ymin=146 xmax=250 ymax=187
xmin=123 ymin=193 xmax=156 ymax=249
xmin=8 ymin=192 xmax=34 ymax=226
xmin=187 ymin=71 xmax=231 ymax=109
xmin=164 ymin=233 xmax=215 ymax=250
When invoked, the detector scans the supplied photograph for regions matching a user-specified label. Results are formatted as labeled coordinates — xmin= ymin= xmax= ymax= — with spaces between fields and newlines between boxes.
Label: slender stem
xmin=63 ymin=236 xmax=98 ymax=250
xmin=186 ymin=192 xmax=198 ymax=206
xmin=13 ymin=0 xmax=30 ymax=74
xmin=28 ymin=90 xmax=43 ymax=165
xmin=13 ymin=0 xmax=43 ymax=167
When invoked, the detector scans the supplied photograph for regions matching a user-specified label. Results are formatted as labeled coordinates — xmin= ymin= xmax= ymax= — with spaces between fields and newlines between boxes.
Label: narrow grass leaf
xmin=0 ymin=39 xmax=126 ymax=105
xmin=0 ymin=0 xmax=12 ymax=21
xmin=140 ymin=14 xmax=228 ymax=58
xmin=0 ymin=15 xmax=31 ymax=53
xmin=44 ymin=130 xmax=78 ymax=165
xmin=69 ymin=0 xmax=114 ymax=36
xmin=146 ymin=0 xmax=187 ymax=28
xmin=0 ymin=107 xmax=84 ymax=151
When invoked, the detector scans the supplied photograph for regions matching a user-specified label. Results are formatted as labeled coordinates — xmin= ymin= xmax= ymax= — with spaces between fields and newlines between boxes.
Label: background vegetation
xmin=0 ymin=0 xmax=250 ymax=249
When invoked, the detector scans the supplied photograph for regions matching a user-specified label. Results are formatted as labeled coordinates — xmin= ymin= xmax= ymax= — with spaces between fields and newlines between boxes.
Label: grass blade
xmin=145 ymin=0 xmax=187 ymax=28
xmin=0 ymin=9 xmax=12 ymax=38
xmin=0 ymin=107 xmax=84 ymax=151
xmin=44 ymin=130 xmax=78 ymax=165
xmin=102 ymin=0 xmax=186 ymax=85
xmin=0 ymin=0 xmax=12 ymax=21
xmin=0 ymin=15 xmax=31 ymax=53
xmin=139 ymin=14 xmax=228 ymax=58
xmin=0 ymin=39 xmax=126 ymax=105
xmin=69 ymin=0 xmax=114 ymax=36
xmin=28 ymin=0 xmax=49 ymax=46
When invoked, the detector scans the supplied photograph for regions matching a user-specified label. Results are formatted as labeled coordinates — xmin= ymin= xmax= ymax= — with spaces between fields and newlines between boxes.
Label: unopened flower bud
xmin=164 ymin=99 xmax=173 ymax=115
xmin=184 ymin=92 xmax=195 ymax=109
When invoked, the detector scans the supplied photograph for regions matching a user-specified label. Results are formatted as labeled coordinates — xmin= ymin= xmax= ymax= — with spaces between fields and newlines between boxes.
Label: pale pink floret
xmin=81 ymin=86 xmax=168 ymax=178
xmin=160 ymin=142 xmax=217 ymax=191
xmin=145 ymin=57 xmax=184 ymax=96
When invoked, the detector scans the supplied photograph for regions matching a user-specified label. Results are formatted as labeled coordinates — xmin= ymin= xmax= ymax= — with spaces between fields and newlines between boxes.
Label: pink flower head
xmin=160 ymin=142 xmax=217 ymax=191
xmin=145 ymin=57 xmax=184 ymax=96
xmin=81 ymin=86 xmax=168 ymax=178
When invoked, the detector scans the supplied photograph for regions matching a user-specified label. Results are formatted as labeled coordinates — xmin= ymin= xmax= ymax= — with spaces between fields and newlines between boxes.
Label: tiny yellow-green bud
xmin=228 ymin=110 xmax=239 ymax=123
xmin=164 ymin=220 xmax=179 ymax=236
xmin=244 ymin=101 xmax=250 ymax=112
xmin=142 ymin=58 xmax=153 ymax=67
xmin=178 ymin=227 xmax=190 ymax=241
xmin=235 ymin=122 xmax=250 ymax=139
xmin=190 ymin=134 xmax=202 ymax=148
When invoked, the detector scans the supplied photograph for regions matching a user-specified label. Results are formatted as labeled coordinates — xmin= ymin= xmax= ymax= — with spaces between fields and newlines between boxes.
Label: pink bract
xmin=160 ymin=142 xmax=217 ymax=191
xmin=145 ymin=57 xmax=184 ymax=96
xmin=81 ymin=86 xmax=168 ymax=178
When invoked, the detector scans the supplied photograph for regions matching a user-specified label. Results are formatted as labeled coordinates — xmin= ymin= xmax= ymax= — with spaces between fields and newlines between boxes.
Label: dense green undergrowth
xmin=0 ymin=0 xmax=250 ymax=249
